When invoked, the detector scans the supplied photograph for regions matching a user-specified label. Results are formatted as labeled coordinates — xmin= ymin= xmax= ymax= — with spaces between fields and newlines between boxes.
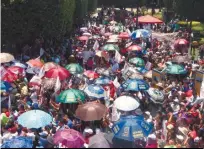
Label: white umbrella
xmin=147 ymin=88 xmax=165 ymax=104
xmin=12 ymin=61 xmax=27 ymax=69
xmin=107 ymin=38 xmax=118 ymax=43
xmin=0 ymin=53 xmax=15 ymax=63
xmin=83 ymin=32 xmax=92 ymax=37
xmin=114 ymin=96 xmax=140 ymax=111
xmin=80 ymin=27 xmax=88 ymax=32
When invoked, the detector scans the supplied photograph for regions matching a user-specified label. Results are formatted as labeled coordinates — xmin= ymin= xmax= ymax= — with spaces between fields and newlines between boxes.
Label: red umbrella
xmin=175 ymin=39 xmax=188 ymax=45
xmin=119 ymin=32 xmax=130 ymax=39
xmin=7 ymin=66 xmax=24 ymax=75
xmin=84 ymin=70 xmax=99 ymax=79
xmin=27 ymin=59 xmax=44 ymax=68
xmin=126 ymin=45 xmax=142 ymax=52
xmin=45 ymin=66 xmax=71 ymax=81
xmin=78 ymin=36 xmax=89 ymax=41
xmin=137 ymin=15 xmax=163 ymax=24
xmin=2 ymin=70 xmax=19 ymax=83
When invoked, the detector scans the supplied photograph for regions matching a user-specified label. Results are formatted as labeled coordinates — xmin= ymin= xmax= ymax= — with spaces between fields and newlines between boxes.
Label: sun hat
xmin=84 ymin=128 xmax=93 ymax=135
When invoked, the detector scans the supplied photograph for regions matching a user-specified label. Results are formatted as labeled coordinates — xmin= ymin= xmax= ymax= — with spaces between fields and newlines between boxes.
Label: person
xmin=86 ymin=57 xmax=94 ymax=70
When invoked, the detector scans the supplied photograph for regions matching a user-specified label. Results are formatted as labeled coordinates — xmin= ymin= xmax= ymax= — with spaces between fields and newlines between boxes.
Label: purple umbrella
xmin=53 ymin=129 xmax=85 ymax=148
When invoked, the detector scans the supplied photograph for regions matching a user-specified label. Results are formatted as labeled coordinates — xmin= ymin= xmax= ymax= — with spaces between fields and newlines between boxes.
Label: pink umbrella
xmin=7 ymin=66 xmax=24 ymax=75
xmin=84 ymin=70 xmax=99 ymax=79
xmin=119 ymin=32 xmax=130 ymax=39
xmin=78 ymin=36 xmax=89 ymax=41
xmin=175 ymin=39 xmax=188 ymax=45
xmin=53 ymin=129 xmax=85 ymax=148
xmin=43 ymin=62 xmax=58 ymax=72
xmin=45 ymin=66 xmax=71 ymax=81
xmin=126 ymin=45 xmax=142 ymax=52
xmin=104 ymin=32 xmax=113 ymax=37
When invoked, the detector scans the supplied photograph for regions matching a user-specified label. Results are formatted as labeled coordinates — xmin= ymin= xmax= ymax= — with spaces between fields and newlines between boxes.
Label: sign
xmin=152 ymin=69 xmax=165 ymax=87
xmin=195 ymin=71 xmax=204 ymax=96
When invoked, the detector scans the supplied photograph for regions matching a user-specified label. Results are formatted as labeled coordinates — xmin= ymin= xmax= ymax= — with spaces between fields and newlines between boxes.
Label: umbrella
xmin=92 ymin=35 xmax=101 ymax=39
xmin=112 ymin=115 xmax=153 ymax=141
xmin=95 ymin=77 xmax=111 ymax=85
xmin=1 ymin=70 xmax=19 ymax=83
xmin=76 ymin=102 xmax=107 ymax=121
xmin=7 ymin=66 xmax=24 ymax=75
xmin=65 ymin=63 xmax=83 ymax=74
xmin=129 ymin=57 xmax=145 ymax=67
xmin=84 ymin=70 xmax=99 ymax=79
xmin=89 ymin=133 xmax=113 ymax=148
xmin=137 ymin=15 xmax=163 ymax=24
xmin=12 ymin=61 xmax=27 ymax=69
xmin=0 ymin=53 xmax=15 ymax=63
xmin=147 ymin=88 xmax=165 ymax=104
xmin=114 ymin=96 xmax=140 ymax=111
xmin=53 ymin=129 xmax=85 ymax=148
xmin=165 ymin=64 xmax=187 ymax=75
xmin=83 ymin=32 xmax=92 ymax=37
xmin=122 ymin=79 xmax=149 ymax=92
xmin=104 ymin=32 xmax=113 ymax=37
xmin=172 ymin=55 xmax=190 ymax=63
xmin=109 ymin=35 xmax=119 ymax=39
xmin=29 ymin=75 xmax=42 ymax=87
xmin=131 ymin=29 xmax=151 ymax=39
xmin=1 ymin=113 xmax=9 ymax=126
xmin=80 ymin=27 xmax=88 ymax=32
xmin=175 ymin=39 xmax=188 ymax=45
xmin=102 ymin=44 xmax=119 ymax=51
xmin=95 ymin=51 xmax=110 ymax=61
xmin=95 ymin=68 xmax=113 ymax=76
xmin=0 ymin=81 xmax=11 ymax=93
xmin=26 ymin=59 xmax=44 ymax=68
xmin=119 ymin=32 xmax=130 ymax=39
xmin=78 ymin=36 xmax=89 ymax=41
xmin=41 ymin=78 xmax=56 ymax=90
xmin=17 ymin=110 xmax=53 ymax=129
xmin=126 ymin=45 xmax=142 ymax=52
xmin=110 ymin=20 xmax=117 ymax=24
xmin=107 ymin=38 xmax=118 ymax=43
xmin=84 ymin=84 xmax=106 ymax=99
xmin=43 ymin=62 xmax=58 ymax=72
xmin=1 ymin=137 xmax=33 ymax=148
xmin=164 ymin=145 xmax=177 ymax=148
xmin=45 ymin=66 xmax=71 ymax=80
xmin=57 ymin=89 xmax=86 ymax=104
xmin=144 ymin=70 xmax=152 ymax=79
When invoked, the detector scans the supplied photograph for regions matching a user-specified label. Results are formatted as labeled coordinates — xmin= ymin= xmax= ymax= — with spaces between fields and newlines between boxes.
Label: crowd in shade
xmin=1 ymin=7 xmax=204 ymax=148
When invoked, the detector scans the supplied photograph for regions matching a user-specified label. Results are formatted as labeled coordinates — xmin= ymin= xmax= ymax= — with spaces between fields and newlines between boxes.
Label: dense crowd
xmin=1 ymin=7 xmax=204 ymax=148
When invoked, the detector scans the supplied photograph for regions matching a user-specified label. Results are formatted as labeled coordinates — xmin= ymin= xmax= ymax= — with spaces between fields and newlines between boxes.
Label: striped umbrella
xmin=102 ymin=44 xmax=120 ymax=51
xmin=122 ymin=79 xmax=149 ymax=91
xmin=65 ymin=63 xmax=84 ymax=74
xmin=129 ymin=57 xmax=145 ymax=67
xmin=95 ymin=77 xmax=111 ymax=85
xmin=84 ymin=84 xmax=106 ymax=99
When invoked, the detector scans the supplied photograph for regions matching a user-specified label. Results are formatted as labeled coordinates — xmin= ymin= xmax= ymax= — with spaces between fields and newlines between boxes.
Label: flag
xmin=54 ymin=77 xmax=61 ymax=93
xmin=93 ymin=40 xmax=100 ymax=51
xmin=114 ymin=50 xmax=123 ymax=63
xmin=40 ymin=48 xmax=45 ymax=57
xmin=145 ymin=61 xmax=152 ymax=70
xmin=38 ymin=66 xmax=45 ymax=78
xmin=101 ymin=27 xmax=105 ymax=35
xmin=113 ymin=77 xmax=120 ymax=89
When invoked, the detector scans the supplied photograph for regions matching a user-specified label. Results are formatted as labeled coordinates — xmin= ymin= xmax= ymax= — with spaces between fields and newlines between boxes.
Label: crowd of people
xmin=1 ymin=7 xmax=204 ymax=148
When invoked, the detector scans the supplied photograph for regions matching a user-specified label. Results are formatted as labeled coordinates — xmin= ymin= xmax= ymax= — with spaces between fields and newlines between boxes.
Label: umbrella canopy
xmin=89 ymin=133 xmax=113 ymax=148
xmin=104 ymin=32 xmax=113 ymax=37
xmin=1 ymin=137 xmax=33 ymax=148
xmin=114 ymin=96 xmax=140 ymax=111
xmin=119 ymin=32 xmax=130 ymax=39
xmin=83 ymin=32 xmax=92 ymax=37
xmin=41 ymin=78 xmax=56 ymax=90
xmin=172 ymin=55 xmax=190 ymax=63
xmin=164 ymin=145 xmax=177 ymax=148
xmin=112 ymin=115 xmax=153 ymax=141
xmin=45 ymin=66 xmax=71 ymax=80
xmin=126 ymin=45 xmax=142 ymax=52
xmin=43 ymin=62 xmax=58 ymax=72
xmin=76 ymin=102 xmax=107 ymax=121
xmin=78 ymin=36 xmax=89 ymax=41
xmin=95 ymin=68 xmax=113 ymax=76
xmin=1 ymin=70 xmax=19 ymax=83
xmin=29 ymin=75 xmax=42 ymax=87
xmin=17 ymin=110 xmax=53 ymax=129
xmin=0 ymin=53 xmax=15 ymax=63
xmin=57 ymin=89 xmax=86 ymax=104
xmin=65 ymin=63 xmax=83 ymax=74
xmin=53 ymin=129 xmax=85 ymax=148
xmin=110 ymin=20 xmax=117 ymax=25
xmin=80 ymin=27 xmax=88 ymax=32
xmin=26 ymin=59 xmax=44 ymax=68
xmin=1 ymin=81 xmax=11 ymax=93
xmin=131 ymin=29 xmax=151 ymax=39
xmin=84 ymin=84 xmax=106 ymax=99
xmin=137 ymin=15 xmax=163 ymax=24
xmin=84 ymin=70 xmax=99 ymax=79
xmin=95 ymin=77 xmax=111 ymax=85
xmin=144 ymin=70 xmax=152 ymax=79
xmin=123 ymin=79 xmax=149 ymax=92
xmin=147 ymin=88 xmax=165 ymax=104
xmin=165 ymin=64 xmax=187 ymax=75
xmin=12 ymin=61 xmax=27 ymax=69
xmin=95 ymin=51 xmax=110 ymax=61
xmin=107 ymin=38 xmax=118 ymax=43
xmin=1 ymin=113 xmax=9 ymax=126
xmin=175 ymin=39 xmax=188 ymax=45
xmin=129 ymin=57 xmax=145 ymax=67
xmin=7 ymin=66 xmax=24 ymax=75
xmin=102 ymin=44 xmax=120 ymax=51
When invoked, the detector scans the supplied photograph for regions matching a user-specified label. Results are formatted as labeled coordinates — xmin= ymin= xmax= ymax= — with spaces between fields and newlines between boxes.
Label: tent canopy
xmin=136 ymin=15 xmax=163 ymax=24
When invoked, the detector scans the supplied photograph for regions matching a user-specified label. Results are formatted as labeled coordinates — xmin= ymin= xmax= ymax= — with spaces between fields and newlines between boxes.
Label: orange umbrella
xmin=137 ymin=15 xmax=163 ymax=24
xmin=27 ymin=59 xmax=44 ymax=68
xmin=43 ymin=62 xmax=58 ymax=72
xmin=126 ymin=45 xmax=142 ymax=52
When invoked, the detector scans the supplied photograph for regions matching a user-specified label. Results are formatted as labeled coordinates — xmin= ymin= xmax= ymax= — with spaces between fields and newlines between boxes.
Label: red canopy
xmin=136 ymin=15 xmax=163 ymax=24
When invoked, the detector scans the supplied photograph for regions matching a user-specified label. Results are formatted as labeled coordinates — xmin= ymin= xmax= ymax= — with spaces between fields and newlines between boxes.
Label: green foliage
xmin=88 ymin=0 xmax=98 ymax=13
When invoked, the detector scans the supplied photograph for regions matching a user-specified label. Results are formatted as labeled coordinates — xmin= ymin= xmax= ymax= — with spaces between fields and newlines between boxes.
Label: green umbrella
xmin=65 ymin=63 xmax=84 ymax=74
xmin=164 ymin=145 xmax=177 ymax=148
xmin=57 ymin=89 xmax=86 ymax=103
xmin=102 ymin=44 xmax=119 ymax=51
xmin=129 ymin=57 xmax=145 ymax=67
xmin=165 ymin=64 xmax=187 ymax=75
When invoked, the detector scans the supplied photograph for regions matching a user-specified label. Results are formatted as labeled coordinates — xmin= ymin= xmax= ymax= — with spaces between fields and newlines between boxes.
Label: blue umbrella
xmin=131 ymin=29 xmax=151 ymax=39
xmin=84 ymin=84 xmax=106 ymax=99
xmin=1 ymin=81 xmax=12 ymax=93
xmin=95 ymin=77 xmax=111 ymax=85
xmin=112 ymin=115 xmax=153 ymax=141
xmin=122 ymin=79 xmax=149 ymax=91
xmin=136 ymin=67 xmax=148 ymax=74
xmin=17 ymin=110 xmax=53 ymax=129
xmin=1 ymin=136 xmax=33 ymax=148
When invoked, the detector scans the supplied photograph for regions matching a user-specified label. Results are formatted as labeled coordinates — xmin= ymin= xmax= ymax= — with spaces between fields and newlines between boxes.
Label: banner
xmin=152 ymin=69 xmax=165 ymax=86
